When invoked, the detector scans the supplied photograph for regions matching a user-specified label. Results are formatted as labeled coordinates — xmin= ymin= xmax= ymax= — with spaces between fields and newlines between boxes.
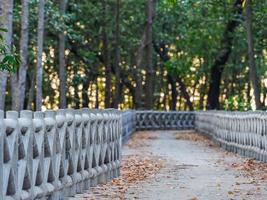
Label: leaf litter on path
xmin=84 ymin=155 xmax=165 ymax=200
xmin=174 ymin=131 xmax=215 ymax=147
xmin=126 ymin=131 xmax=158 ymax=149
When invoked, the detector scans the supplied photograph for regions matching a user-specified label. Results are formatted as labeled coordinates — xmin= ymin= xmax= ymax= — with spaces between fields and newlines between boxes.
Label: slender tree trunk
xmin=12 ymin=0 xmax=30 ymax=111
xmin=207 ymin=0 xmax=244 ymax=109
xmin=134 ymin=67 xmax=143 ymax=108
xmin=199 ymin=78 xmax=207 ymax=110
xmin=102 ymin=0 xmax=111 ymax=108
xmin=36 ymin=0 xmax=45 ymax=111
xmin=176 ymin=77 xmax=194 ymax=111
xmin=245 ymin=0 xmax=261 ymax=109
xmin=74 ymin=86 xmax=79 ymax=109
xmin=167 ymin=75 xmax=177 ymax=110
xmin=82 ymin=81 xmax=90 ymax=108
xmin=135 ymin=17 xmax=146 ymax=109
xmin=178 ymin=94 xmax=182 ymax=110
xmin=59 ymin=0 xmax=67 ymax=108
xmin=11 ymin=71 xmax=17 ymax=110
xmin=144 ymin=0 xmax=155 ymax=109
xmin=113 ymin=0 xmax=121 ymax=108
xmin=27 ymin=74 xmax=35 ymax=110
xmin=0 ymin=0 xmax=14 ymax=110
xmin=82 ymin=75 xmax=90 ymax=108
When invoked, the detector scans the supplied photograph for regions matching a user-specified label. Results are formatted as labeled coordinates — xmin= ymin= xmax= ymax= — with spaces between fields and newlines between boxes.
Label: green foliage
xmin=0 ymin=29 xmax=20 ymax=72
xmin=4 ymin=0 xmax=266 ymax=110
xmin=224 ymin=96 xmax=251 ymax=111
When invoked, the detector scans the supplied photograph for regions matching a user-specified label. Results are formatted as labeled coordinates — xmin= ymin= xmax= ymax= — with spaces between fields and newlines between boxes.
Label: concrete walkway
xmin=76 ymin=131 xmax=267 ymax=200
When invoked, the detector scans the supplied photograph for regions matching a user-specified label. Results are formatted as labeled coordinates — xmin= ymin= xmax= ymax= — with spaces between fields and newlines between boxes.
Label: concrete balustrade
xmin=3 ymin=108 xmax=267 ymax=199
xmin=136 ymin=111 xmax=195 ymax=130
xmin=121 ymin=110 xmax=136 ymax=143
xmin=195 ymin=111 xmax=267 ymax=162
xmin=0 ymin=108 xmax=122 ymax=200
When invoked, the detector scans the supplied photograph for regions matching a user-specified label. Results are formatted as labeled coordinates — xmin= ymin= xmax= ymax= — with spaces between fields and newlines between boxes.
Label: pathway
xmin=74 ymin=131 xmax=267 ymax=200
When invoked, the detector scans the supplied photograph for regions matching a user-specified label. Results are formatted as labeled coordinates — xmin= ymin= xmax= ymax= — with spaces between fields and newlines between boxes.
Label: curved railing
xmin=121 ymin=110 xmax=136 ymax=143
xmin=0 ymin=108 xmax=122 ymax=200
xmin=195 ymin=111 xmax=267 ymax=162
xmin=3 ymin=108 xmax=267 ymax=199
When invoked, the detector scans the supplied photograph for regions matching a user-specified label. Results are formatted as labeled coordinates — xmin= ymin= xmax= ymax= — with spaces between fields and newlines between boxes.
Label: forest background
xmin=0 ymin=0 xmax=266 ymax=111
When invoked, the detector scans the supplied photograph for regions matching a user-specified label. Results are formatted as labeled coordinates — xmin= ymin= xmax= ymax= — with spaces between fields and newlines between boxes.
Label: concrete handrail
xmin=136 ymin=111 xmax=195 ymax=130
xmin=0 ymin=108 xmax=122 ymax=200
xmin=3 ymin=108 xmax=267 ymax=199
xmin=195 ymin=110 xmax=267 ymax=162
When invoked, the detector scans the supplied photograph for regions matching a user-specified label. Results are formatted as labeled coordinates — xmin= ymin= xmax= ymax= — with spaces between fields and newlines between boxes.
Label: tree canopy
xmin=0 ymin=0 xmax=266 ymax=111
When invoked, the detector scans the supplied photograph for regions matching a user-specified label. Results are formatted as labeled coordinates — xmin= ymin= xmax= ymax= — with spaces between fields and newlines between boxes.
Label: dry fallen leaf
xmin=84 ymin=154 xmax=165 ymax=200
xmin=174 ymin=131 xmax=215 ymax=147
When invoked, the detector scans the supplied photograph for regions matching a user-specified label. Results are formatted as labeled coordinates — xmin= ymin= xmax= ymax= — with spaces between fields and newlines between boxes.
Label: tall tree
xmin=207 ymin=0 xmax=244 ymax=109
xmin=0 ymin=0 xmax=14 ymax=110
xmin=36 ymin=0 xmax=45 ymax=111
xmin=245 ymin=0 xmax=261 ymax=109
xmin=102 ymin=0 xmax=111 ymax=108
xmin=59 ymin=0 xmax=67 ymax=108
xmin=113 ymin=0 xmax=121 ymax=109
xmin=144 ymin=0 xmax=155 ymax=109
xmin=14 ymin=0 xmax=30 ymax=111
xmin=135 ymin=0 xmax=156 ymax=109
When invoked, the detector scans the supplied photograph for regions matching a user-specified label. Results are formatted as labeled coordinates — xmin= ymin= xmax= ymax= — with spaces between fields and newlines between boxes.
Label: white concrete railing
xmin=5 ymin=108 xmax=267 ymax=199
xmin=0 ymin=108 xmax=122 ymax=200
xmin=195 ymin=111 xmax=267 ymax=162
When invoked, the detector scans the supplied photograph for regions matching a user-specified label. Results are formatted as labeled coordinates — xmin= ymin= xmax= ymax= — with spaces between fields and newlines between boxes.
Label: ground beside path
xmin=73 ymin=131 xmax=267 ymax=200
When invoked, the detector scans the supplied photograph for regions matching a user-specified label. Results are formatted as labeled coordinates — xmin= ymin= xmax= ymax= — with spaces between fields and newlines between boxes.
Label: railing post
xmin=18 ymin=110 xmax=33 ymax=200
xmin=81 ymin=108 xmax=91 ymax=190
xmin=4 ymin=111 xmax=19 ymax=199
xmin=64 ymin=109 xmax=75 ymax=196
xmin=55 ymin=109 xmax=67 ymax=199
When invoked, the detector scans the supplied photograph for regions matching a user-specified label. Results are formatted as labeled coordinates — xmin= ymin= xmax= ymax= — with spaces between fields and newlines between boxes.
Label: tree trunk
xmin=36 ymin=0 xmax=45 ymax=111
xmin=11 ymin=71 xmax=17 ymax=110
xmin=27 ymin=74 xmax=35 ymax=110
xmin=245 ymin=0 xmax=261 ymax=109
xmin=167 ymin=75 xmax=177 ymax=110
xmin=113 ymin=0 xmax=121 ymax=108
xmin=207 ymin=0 xmax=244 ymax=109
xmin=134 ymin=68 xmax=143 ymax=109
xmin=59 ymin=0 xmax=67 ymax=108
xmin=102 ymin=0 xmax=111 ymax=108
xmin=82 ymin=80 xmax=90 ymax=108
xmin=199 ymin=77 xmax=207 ymax=110
xmin=144 ymin=0 xmax=155 ymax=109
xmin=13 ymin=0 xmax=30 ymax=111
xmin=135 ymin=15 xmax=147 ymax=109
xmin=0 ymin=0 xmax=14 ymax=110
xmin=176 ymin=77 xmax=194 ymax=111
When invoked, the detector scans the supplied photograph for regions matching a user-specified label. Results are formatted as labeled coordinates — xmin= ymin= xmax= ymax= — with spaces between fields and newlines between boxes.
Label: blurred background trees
xmin=0 ymin=0 xmax=266 ymax=111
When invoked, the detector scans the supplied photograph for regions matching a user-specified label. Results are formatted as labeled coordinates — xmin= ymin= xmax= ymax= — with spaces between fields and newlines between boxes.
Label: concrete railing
xmin=195 ymin=111 xmax=267 ymax=162
xmin=0 ymin=108 xmax=122 ymax=200
xmin=136 ymin=111 xmax=195 ymax=130
xmin=5 ymin=108 xmax=267 ymax=199
xmin=121 ymin=110 xmax=136 ymax=143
